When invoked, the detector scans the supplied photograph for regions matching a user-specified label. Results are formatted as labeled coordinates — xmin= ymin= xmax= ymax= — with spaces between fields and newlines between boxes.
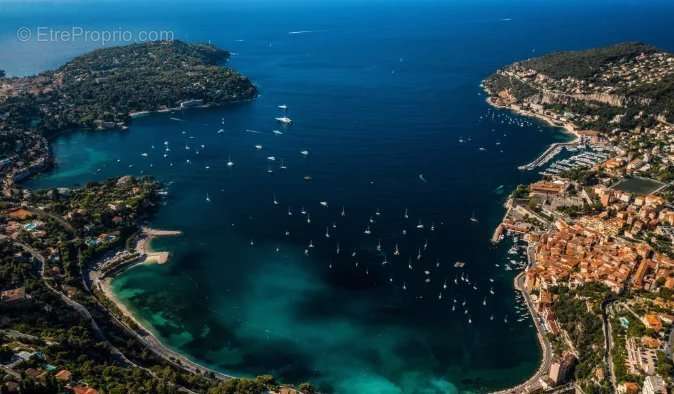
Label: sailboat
xmin=364 ymin=226 xmax=371 ymax=235
xmin=393 ymin=243 xmax=400 ymax=256
xmin=376 ymin=240 xmax=382 ymax=252
xmin=404 ymin=208 xmax=409 ymax=219
xmin=470 ymin=211 xmax=479 ymax=223
xmin=273 ymin=194 xmax=279 ymax=205
xmin=325 ymin=227 xmax=330 ymax=238
xmin=206 ymin=193 xmax=211 ymax=203
xmin=341 ymin=206 xmax=346 ymax=217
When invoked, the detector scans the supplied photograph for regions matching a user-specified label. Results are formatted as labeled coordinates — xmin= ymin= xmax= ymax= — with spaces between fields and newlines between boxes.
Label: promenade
xmin=491 ymin=271 xmax=552 ymax=394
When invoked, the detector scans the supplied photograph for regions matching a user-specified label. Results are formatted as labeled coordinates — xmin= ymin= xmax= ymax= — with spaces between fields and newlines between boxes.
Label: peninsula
xmin=486 ymin=43 xmax=674 ymax=393
xmin=0 ymin=42 xmax=315 ymax=394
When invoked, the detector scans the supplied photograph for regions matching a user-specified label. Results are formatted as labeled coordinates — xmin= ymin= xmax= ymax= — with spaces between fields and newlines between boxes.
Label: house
xmin=55 ymin=369 xmax=72 ymax=382
xmin=642 ymin=375 xmax=667 ymax=394
xmin=617 ymin=382 xmax=639 ymax=394
xmin=72 ymin=386 xmax=99 ymax=394
xmin=642 ymin=314 xmax=663 ymax=332
xmin=0 ymin=287 xmax=28 ymax=304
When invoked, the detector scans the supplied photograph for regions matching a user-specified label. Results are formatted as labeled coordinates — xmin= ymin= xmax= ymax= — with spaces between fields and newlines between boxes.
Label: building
xmin=617 ymin=382 xmax=640 ymax=394
xmin=626 ymin=338 xmax=658 ymax=376
xmin=642 ymin=314 xmax=663 ymax=332
xmin=72 ymin=386 xmax=99 ymax=394
xmin=642 ymin=375 xmax=667 ymax=394
xmin=549 ymin=352 xmax=576 ymax=385
xmin=55 ymin=369 xmax=72 ymax=383
xmin=179 ymin=99 xmax=204 ymax=109
xmin=0 ymin=287 xmax=28 ymax=304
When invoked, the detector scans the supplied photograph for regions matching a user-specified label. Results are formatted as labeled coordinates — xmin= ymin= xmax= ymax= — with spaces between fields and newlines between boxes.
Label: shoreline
xmin=484 ymin=92 xmax=556 ymax=393
xmin=91 ymin=227 xmax=233 ymax=381
xmin=485 ymin=96 xmax=581 ymax=143
xmin=97 ymin=276 xmax=232 ymax=380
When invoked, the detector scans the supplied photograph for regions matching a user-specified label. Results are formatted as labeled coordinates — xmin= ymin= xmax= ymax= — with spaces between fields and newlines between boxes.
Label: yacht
xmin=364 ymin=226 xmax=372 ymax=235
xmin=206 ymin=193 xmax=211 ymax=203
xmin=275 ymin=114 xmax=293 ymax=124
xmin=393 ymin=244 xmax=400 ymax=256
xmin=470 ymin=212 xmax=479 ymax=223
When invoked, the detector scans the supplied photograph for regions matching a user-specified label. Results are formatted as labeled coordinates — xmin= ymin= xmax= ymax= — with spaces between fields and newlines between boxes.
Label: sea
xmin=4 ymin=0 xmax=674 ymax=392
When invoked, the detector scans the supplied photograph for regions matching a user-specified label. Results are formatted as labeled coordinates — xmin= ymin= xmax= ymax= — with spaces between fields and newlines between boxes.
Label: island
xmin=0 ymin=42 xmax=316 ymax=394
xmin=485 ymin=43 xmax=674 ymax=393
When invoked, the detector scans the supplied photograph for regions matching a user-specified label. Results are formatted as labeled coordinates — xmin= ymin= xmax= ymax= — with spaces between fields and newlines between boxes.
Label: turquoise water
xmin=13 ymin=0 xmax=674 ymax=392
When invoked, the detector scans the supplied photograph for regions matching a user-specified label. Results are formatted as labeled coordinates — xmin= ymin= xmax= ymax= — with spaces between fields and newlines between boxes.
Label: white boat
xmin=320 ymin=201 xmax=328 ymax=207
xmin=404 ymin=208 xmax=409 ymax=219
xmin=227 ymin=155 xmax=235 ymax=167
xmin=275 ymin=116 xmax=293 ymax=124
xmin=206 ymin=193 xmax=211 ymax=203
xmin=364 ymin=226 xmax=371 ymax=235
xmin=300 ymin=150 xmax=309 ymax=156
xmin=273 ymin=194 xmax=279 ymax=205
xmin=278 ymin=104 xmax=288 ymax=110
xmin=393 ymin=244 xmax=400 ymax=256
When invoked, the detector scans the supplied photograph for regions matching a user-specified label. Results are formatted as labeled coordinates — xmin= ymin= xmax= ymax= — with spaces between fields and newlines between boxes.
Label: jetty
xmin=518 ymin=142 xmax=578 ymax=171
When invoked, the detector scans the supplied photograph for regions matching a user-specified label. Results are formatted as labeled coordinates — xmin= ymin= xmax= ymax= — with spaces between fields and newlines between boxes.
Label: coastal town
xmin=485 ymin=43 xmax=674 ymax=394
xmin=1 ymin=35 xmax=674 ymax=394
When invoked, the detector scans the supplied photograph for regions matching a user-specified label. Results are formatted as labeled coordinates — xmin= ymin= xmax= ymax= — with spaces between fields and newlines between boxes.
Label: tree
xmin=298 ymin=383 xmax=316 ymax=394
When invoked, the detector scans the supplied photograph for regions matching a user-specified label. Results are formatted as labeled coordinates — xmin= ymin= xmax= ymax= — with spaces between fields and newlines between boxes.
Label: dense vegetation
xmin=0 ymin=40 xmax=257 ymax=135
xmin=551 ymin=284 xmax=614 ymax=393
xmin=517 ymin=42 xmax=656 ymax=80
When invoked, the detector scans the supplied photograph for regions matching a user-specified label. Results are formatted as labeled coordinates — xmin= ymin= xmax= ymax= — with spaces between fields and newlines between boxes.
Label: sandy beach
xmin=91 ymin=227 xmax=231 ymax=381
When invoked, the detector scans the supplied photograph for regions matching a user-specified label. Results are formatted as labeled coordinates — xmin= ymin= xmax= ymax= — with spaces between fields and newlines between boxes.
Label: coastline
xmin=484 ymin=93 xmax=556 ymax=393
xmin=485 ymin=96 xmax=581 ymax=143
xmin=91 ymin=227 xmax=233 ymax=381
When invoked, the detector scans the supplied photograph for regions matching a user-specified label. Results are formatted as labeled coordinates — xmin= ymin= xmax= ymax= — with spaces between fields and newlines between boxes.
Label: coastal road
xmin=2 ymin=235 xmax=135 ymax=367
xmin=491 ymin=272 xmax=551 ymax=394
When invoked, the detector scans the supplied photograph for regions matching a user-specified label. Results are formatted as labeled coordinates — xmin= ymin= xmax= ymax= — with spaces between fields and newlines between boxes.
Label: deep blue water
xmin=7 ymin=0 xmax=674 ymax=392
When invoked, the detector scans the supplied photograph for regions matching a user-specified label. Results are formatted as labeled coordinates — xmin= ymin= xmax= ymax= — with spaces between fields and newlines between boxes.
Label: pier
xmin=518 ymin=142 xmax=578 ymax=171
